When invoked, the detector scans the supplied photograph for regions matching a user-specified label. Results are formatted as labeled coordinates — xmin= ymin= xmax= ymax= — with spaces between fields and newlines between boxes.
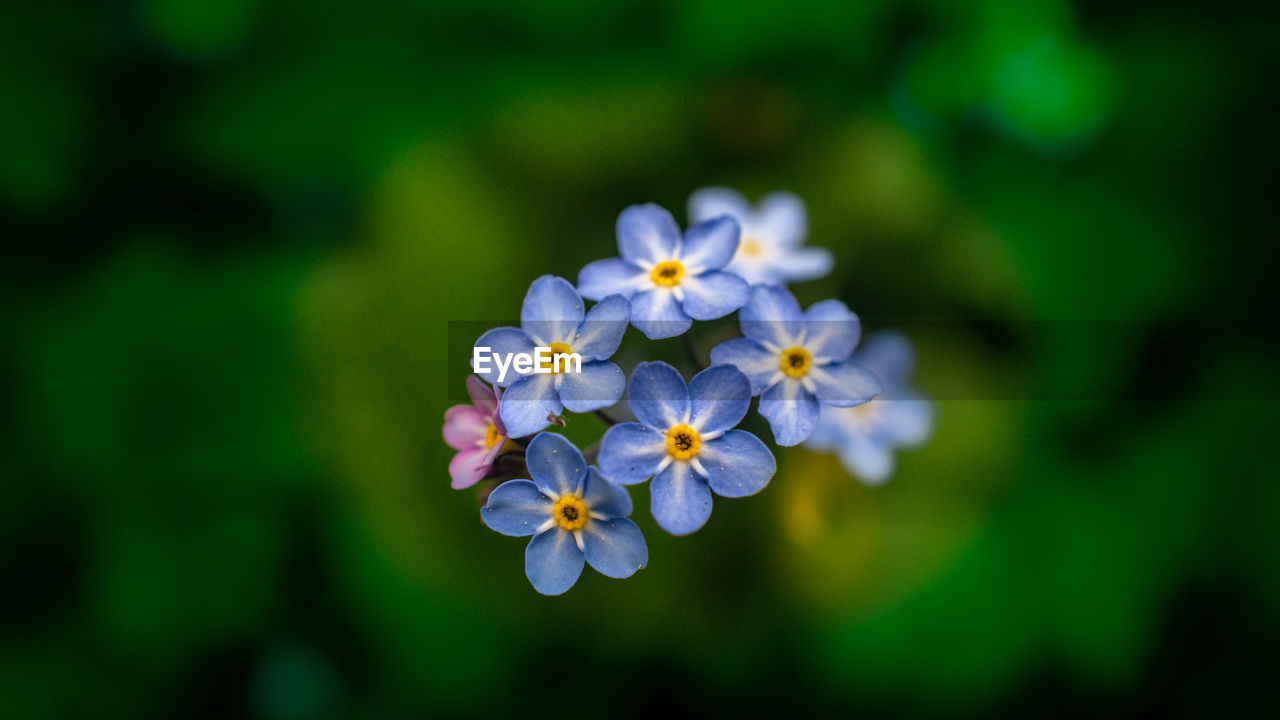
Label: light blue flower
xmin=577 ymin=203 xmax=750 ymax=340
xmin=481 ymin=432 xmax=647 ymax=595
xmin=473 ymin=275 xmax=629 ymax=439
xmin=688 ymin=188 xmax=833 ymax=286
xmin=598 ymin=362 xmax=775 ymax=536
xmin=806 ymin=331 xmax=934 ymax=485
xmin=709 ymin=285 xmax=882 ymax=447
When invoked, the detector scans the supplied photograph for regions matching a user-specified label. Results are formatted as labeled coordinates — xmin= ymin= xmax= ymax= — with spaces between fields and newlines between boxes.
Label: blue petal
xmin=687 ymin=364 xmax=751 ymax=435
xmin=481 ymin=480 xmax=552 ymax=537
xmin=572 ymin=294 xmax=630 ymax=361
xmin=805 ymin=404 xmax=848 ymax=449
xmin=837 ymin=434 xmax=895 ymax=486
xmin=679 ymin=216 xmax=740 ymax=271
xmin=498 ymin=374 xmax=562 ymax=439
xmin=806 ymin=398 xmax=930 ymax=456
xmin=772 ymin=246 xmax=833 ymax=282
xmin=740 ymin=284 xmax=803 ymax=349
xmin=680 ymin=271 xmax=750 ymax=321
xmin=599 ymin=422 xmax=667 ymax=485
xmin=577 ymin=258 xmax=648 ymax=301
xmin=854 ymin=331 xmax=917 ymax=389
xmin=472 ymin=327 xmax=536 ymax=387
xmin=688 ymin=187 xmax=752 ymax=225
xmin=758 ymin=377 xmax=820 ymax=446
xmin=556 ymin=360 xmax=626 ymax=413
xmin=629 ymin=288 xmax=691 ymax=340
xmin=708 ymin=337 xmax=779 ymax=395
xmin=627 ymin=361 xmax=690 ymax=431
xmin=723 ymin=256 xmax=779 ymax=286
xmin=757 ymin=191 xmax=808 ymax=245
xmin=879 ymin=397 xmax=934 ymax=447
xmin=521 ymin=275 xmax=584 ymax=347
xmin=697 ymin=430 xmax=776 ymax=498
xmin=525 ymin=528 xmax=584 ymax=595
xmin=802 ymin=299 xmax=861 ymax=362
xmin=581 ymin=466 xmax=633 ymax=518
xmin=523 ymin=430 xmax=587 ymax=497
xmin=808 ymin=360 xmax=882 ymax=407
xmin=650 ymin=461 xmax=713 ymax=536
xmin=617 ymin=203 xmax=680 ymax=265
xmin=581 ymin=518 xmax=648 ymax=579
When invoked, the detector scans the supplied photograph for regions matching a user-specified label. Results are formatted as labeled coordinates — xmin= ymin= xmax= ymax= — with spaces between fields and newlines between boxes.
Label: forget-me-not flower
xmin=709 ymin=285 xmax=882 ymax=447
xmin=482 ymin=432 xmax=648 ymax=595
xmin=442 ymin=375 xmax=513 ymax=489
xmin=599 ymin=362 xmax=775 ymax=536
xmin=473 ymin=275 xmax=630 ymax=439
xmin=806 ymin=331 xmax=934 ymax=485
xmin=577 ymin=203 xmax=750 ymax=340
xmin=688 ymin=188 xmax=833 ymax=286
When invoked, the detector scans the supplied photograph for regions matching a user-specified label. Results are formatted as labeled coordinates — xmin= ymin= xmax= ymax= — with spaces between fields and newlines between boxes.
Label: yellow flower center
xmin=779 ymin=346 xmax=812 ymax=378
xmin=650 ymin=260 xmax=685 ymax=287
xmin=484 ymin=420 xmax=504 ymax=449
xmin=552 ymin=495 xmax=589 ymax=531
xmin=665 ymin=423 xmax=701 ymax=460
xmin=538 ymin=341 xmax=574 ymax=373
xmin=739 ymin=238 xmax=763 ymax=258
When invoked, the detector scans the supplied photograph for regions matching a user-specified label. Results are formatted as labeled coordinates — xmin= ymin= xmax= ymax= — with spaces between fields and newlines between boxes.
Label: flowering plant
xmin=444 ymin=189 xmax=934 ymax=594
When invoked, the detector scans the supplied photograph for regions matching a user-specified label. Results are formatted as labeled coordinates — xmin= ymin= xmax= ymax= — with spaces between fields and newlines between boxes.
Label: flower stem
xmin=593 ymin=409 xmax=620 ymax=426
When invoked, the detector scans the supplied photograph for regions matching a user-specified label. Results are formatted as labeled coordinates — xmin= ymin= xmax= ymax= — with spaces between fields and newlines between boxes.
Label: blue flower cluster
xmin=447 ymin=188 xmax=933 ymax=594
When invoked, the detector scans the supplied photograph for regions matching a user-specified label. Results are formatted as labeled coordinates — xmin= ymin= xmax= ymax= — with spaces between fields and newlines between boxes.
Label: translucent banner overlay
xmin=448 ymin=319 xmax=1268 ymax=403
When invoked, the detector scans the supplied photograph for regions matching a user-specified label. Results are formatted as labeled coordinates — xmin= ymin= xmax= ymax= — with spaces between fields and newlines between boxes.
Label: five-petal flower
xmin=577 ymin=203 xmax=750 ymax=340
xmin=806 ymin=331 xmax=934 ymax=485
xmin=482 ymin=432 xmax=648 ymax=595
xmin=710 ymin=285 xmax=882 ymax=447
xmin=688 ymin=187 xmax=833 ymax=286
xmin=473 ymin=275 xmax=630 ymax=439
xmin=443 ymin=375 xmax=512 ymax=489
xmin=599 ymin=362 xmax=776 ymax=536
xmin=456 ymin=192 xmax=934 ymax=591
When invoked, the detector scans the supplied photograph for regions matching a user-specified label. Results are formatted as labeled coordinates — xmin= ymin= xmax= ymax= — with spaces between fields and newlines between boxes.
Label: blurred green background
xmin=4 ymin=0 xmax=1277 ymax=716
